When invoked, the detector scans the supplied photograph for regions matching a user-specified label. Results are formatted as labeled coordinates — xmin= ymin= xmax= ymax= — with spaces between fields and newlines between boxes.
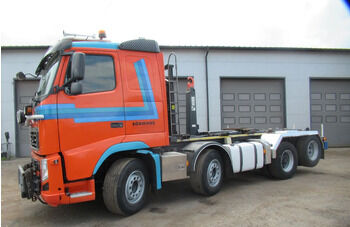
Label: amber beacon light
xmin=99 ymin=30 xmax=106 ymax=40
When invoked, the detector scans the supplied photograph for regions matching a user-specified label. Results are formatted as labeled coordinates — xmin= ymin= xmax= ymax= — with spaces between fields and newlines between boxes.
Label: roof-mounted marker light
xmin=99 ymin=30 xmax=106 ymax=40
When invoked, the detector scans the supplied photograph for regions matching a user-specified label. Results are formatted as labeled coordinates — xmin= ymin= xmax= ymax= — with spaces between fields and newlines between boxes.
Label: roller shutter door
xmin=310 ymin=79 xmax=350 ymax=147
xmin=15 ymin=79 xmax=40 ymax=157
xmin=221 ymin=78 xmax=285 ymax=130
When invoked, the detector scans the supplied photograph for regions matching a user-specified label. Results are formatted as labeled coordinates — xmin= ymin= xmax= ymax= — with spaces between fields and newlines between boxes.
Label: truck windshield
xmin=36 ymin=58 xmax=60 ymax=99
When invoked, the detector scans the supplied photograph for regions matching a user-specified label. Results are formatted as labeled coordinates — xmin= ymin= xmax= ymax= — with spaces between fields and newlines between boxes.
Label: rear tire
xmin=297 ymin=136 xmax=321 ymax=167
xmin=103 ymin=158 xmax=149 ymax=216
xmin=190 ymin=149 xmax=224 ymax=196
xmin=268 ymin=142 xmax=298 ymax=180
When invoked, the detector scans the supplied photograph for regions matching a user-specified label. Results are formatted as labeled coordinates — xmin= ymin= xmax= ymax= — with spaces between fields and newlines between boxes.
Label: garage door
xmin=310 ymin=79 xmax=350 ymax=147
xmin=15 ymin=79 xmax=39 ymax=157
xmin=221 ymin=78 xmax=285 ymax=130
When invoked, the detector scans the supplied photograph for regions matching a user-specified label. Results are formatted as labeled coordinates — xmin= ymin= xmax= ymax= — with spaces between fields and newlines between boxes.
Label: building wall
xmin=1 ymin=48 xmax=46 ymax=156
xmin=162 ymin=49 xmax=350 ymax=132
xmin=161 ymin=49 xmax=208 ymax=131
xmin=1 ymin=47 xmax=350 ymax=156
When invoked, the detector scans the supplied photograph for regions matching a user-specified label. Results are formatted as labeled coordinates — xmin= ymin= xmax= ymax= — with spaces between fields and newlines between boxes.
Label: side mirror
xmin=17 ymin=110 xmax=26 ymax=124
xmin=70 ymin=82 xmax=82 ymax=95
xmin=71 ymin=52 xmax=85 ymax=81
xmin=16 ymin=72 xmax=26 ymax=80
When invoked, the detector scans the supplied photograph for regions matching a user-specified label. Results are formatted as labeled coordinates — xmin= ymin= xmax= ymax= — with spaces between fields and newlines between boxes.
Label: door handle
xmin=111 ymin=122 xmax=123 ymax=128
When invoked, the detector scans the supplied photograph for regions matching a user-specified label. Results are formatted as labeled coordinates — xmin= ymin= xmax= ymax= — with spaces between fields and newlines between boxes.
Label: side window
xmin=66 ymin=54 xmax=116 ymax=94
xmin=82 ymin=55 xmax=116 ymax=93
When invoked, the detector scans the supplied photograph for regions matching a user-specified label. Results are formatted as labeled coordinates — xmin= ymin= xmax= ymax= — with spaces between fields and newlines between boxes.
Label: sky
xmin=1 ymin=0 xmax=350 ymax=48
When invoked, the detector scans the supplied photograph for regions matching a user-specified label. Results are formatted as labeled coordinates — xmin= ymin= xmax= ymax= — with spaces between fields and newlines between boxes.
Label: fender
xmin=260 ymin=130 xmax=319 ymax=152
xmin=183 ymin=141 xmax=231 ymax=172
xmin=93 ymin=142 xmax=162 ymax=190
xmin=93 ymin=141 xmax=149 ymax=175
xmin=136 ymin=150 xmax=161 ymax=190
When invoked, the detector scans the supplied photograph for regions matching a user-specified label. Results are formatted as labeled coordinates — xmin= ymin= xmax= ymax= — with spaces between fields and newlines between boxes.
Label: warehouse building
xmin=2 ymin=43 xmax=350 ymax=157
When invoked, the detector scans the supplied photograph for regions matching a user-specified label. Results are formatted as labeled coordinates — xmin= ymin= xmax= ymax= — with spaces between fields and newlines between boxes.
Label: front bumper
xmin=18 ymin=153 xmax=95 ymax=207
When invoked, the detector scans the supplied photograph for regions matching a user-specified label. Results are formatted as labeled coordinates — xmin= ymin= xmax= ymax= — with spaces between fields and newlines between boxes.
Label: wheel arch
xmin=184 ymin=141 xmax=232 ymax=175
xmin=93 ymin=142 xmax=161 ymax=191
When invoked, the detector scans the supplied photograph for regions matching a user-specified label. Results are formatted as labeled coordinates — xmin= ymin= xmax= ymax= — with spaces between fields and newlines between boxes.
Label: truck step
xmin=69 ymin=191 xmax=93 ymax=198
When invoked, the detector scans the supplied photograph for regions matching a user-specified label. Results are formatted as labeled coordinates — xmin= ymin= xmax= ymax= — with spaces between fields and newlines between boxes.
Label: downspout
xmin=205 ymin=48 xmax=210 ymax=132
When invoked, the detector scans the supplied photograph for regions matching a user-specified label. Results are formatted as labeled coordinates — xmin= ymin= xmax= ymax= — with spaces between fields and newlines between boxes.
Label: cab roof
xmin=48 ymin=38 xmax=160 ymax=53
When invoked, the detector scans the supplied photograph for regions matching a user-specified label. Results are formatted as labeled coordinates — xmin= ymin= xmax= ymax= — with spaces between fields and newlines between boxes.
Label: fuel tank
xmin=223 ymin=142 xmax=264 ymax=173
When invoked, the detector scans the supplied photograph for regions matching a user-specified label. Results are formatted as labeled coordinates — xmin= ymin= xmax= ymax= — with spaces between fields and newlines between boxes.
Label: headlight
xmin=41 ymin=159 xmax=48 ymax=181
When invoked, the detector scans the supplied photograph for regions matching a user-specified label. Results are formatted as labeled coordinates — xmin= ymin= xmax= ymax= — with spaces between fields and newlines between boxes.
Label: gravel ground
xmin=2 ymin=148 xmax=350 ymax=227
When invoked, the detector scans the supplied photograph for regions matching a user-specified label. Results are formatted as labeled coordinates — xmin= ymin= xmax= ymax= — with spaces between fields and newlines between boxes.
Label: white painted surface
xmin=1 ymin=48 xmax=46 ymax=156
xmin=224 ymin=142 xmax=264 ymax=173
xmin=261 ymin=130 xmax=319 ymax=151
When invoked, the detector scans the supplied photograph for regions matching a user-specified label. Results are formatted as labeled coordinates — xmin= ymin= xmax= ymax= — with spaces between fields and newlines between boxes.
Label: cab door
xmin=118 ymin=51 xmax=167 ymax=147
xmin=57 ymin=51 xmax=125 ymax=181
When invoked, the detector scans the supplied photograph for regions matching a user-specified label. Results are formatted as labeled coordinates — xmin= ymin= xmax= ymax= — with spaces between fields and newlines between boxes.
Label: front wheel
xmin=103 ymin=158 xmax=149 ymax=216
xmin=190 ymin=149 xmax=224 ymax=196
xmin=268 ymin=142 xmax=298 ymax=180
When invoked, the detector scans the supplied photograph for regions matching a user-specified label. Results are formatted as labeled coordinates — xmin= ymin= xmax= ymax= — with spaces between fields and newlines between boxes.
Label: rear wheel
xmin=190 ymin=149 xmax=224 ymax=196
xmin=268 ymin=142 xmax=298 ymax=180
xmin=103 ymin=158 xmax=149 ymax=216
xmin=297 ymin=136 xmax=322 ymax=167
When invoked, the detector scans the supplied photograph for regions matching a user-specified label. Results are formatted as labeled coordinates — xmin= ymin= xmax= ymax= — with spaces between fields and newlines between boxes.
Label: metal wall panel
xmin=221 ymin=78 xmax=285 ymax=130
xmin=310 ymin=79 xmax=350 ymax=147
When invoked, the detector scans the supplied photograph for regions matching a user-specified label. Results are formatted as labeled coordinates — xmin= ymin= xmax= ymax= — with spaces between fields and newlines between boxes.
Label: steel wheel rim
xmin=207 ymin=159 xmax=222 ymax=187
xmin=125 ymin=170 xmax=145 ymax=204
xmin=307 ymin=140 xmax=319 ymax=161
xmin=281 ymin=149 xmax=294 ymax=172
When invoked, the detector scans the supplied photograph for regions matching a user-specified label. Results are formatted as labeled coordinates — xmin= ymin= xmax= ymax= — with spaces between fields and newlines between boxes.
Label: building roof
xmin=2 ymin=44 xmax=350 ymax=53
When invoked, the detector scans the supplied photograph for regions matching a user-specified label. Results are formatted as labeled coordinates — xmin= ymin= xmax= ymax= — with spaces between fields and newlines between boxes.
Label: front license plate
xmin=18 ymin=166 xmax=26 ymax=197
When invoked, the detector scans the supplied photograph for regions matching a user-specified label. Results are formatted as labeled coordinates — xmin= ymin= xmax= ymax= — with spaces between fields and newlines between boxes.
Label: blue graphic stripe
xmin=72 ymin=42 xmax=119 ymax=50
xmin=92 ymin=143 xmax=162 ymax=190
xmin=125 ymin=60 xmax=158 ymax=120
xmin=93 ymin=142 xmax=149 ymax=175
xmin=35 ymin=59 xmax=158 ymax=123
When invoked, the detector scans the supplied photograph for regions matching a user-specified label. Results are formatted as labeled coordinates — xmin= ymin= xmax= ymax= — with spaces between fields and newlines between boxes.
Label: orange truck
xmin=17 ymin=32 xmax=327 ymax=216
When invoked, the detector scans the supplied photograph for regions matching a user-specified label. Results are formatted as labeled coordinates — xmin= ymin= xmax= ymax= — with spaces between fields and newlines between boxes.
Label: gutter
xmin=205 ymin=48 xmax=210 ymax=131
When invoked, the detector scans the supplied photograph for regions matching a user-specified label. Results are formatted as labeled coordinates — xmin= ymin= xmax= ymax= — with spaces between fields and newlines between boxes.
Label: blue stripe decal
xmin=72 ymin=42 xmax=119 ymax=50
xmin=93 ymin=142 xmax=149 ymax=175
xmin=136 ymin=150 xmax=162 ymax=190
xmin=35 ymin=59 xmax=158 ymax=123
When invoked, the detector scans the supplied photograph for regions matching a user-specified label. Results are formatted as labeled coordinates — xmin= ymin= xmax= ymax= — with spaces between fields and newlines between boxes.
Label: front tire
xmin=103 ymin=158 xmax=149 ymax=216
xmin=190 ymin=149 xmax=224 ymax=196
xmin=268 ymin=142 xmax=298 ymax=180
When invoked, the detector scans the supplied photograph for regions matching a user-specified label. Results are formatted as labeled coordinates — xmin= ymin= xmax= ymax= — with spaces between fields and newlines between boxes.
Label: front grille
xmin=30 ymin=128 xmax=39 ymax=149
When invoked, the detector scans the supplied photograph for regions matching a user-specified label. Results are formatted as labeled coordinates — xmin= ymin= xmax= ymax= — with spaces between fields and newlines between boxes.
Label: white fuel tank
xmin=224 ymin=142 xmax=264 ymax=173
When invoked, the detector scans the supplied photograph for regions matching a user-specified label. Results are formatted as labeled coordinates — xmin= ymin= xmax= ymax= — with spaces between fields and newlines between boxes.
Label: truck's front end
xmin=17 ymin=39 xmax=95 ymax=206
xmin=16 ymin=34 xmax=170 ymax=210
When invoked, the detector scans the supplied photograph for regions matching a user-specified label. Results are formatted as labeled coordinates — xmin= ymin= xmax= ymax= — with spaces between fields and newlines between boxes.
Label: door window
xmin=66 ymin=54 xmax=116 ymax=94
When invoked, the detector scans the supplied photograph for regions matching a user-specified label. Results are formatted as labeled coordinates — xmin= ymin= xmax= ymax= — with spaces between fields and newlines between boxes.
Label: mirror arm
xmin=52 ymin=78 xmax=74 ymax=94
